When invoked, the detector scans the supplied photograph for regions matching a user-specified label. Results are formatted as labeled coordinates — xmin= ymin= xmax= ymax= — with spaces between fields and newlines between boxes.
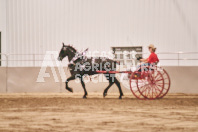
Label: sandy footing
xmin=0 ymin=93 xmax=198 ymax=132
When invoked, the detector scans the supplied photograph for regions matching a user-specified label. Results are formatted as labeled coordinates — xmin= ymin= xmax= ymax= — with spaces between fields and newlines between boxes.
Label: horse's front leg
xmin=65 ymin=75 xmax=76 ymax=92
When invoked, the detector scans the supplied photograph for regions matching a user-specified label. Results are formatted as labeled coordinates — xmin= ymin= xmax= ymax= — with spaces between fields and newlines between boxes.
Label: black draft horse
xmin=58 ymin=43 xmax=123 ymax=99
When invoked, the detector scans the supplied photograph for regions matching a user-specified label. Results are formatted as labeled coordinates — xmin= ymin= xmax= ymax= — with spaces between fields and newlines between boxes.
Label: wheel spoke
xmin=154 ymin=85 xmax=161 ymax=92
xmin=155 ymin=79 xmax=163 ymax=82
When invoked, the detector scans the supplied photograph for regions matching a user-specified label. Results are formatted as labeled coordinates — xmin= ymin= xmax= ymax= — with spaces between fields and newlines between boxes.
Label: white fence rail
xmin=0 ymin=52 xmax=198 ymax=67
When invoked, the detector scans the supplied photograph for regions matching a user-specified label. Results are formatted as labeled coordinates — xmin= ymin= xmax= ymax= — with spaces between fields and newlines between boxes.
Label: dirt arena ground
xmin=0 ymin=93 xmax=197 ymax=132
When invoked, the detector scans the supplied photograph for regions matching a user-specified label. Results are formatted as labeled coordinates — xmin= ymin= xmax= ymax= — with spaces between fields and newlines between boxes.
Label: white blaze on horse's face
xmin=58 ymin=46 xmax=67 ymax=61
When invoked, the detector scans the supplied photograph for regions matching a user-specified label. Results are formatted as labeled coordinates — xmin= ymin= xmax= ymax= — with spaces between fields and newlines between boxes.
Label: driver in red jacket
xmin=138 ymin=44 xmax=159 ymax=71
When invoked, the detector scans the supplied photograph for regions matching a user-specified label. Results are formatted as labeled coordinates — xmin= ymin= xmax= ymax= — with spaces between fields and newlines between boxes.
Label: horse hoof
xmin=83 ymin=96 xmax=87 ymax=99
xmin=103 ymin=92 xmax=107 ymax=98
xmin=66 ymin=87 xmax=73 ymax=93
xmin=119 ymin=96 xmax=122 ymax=99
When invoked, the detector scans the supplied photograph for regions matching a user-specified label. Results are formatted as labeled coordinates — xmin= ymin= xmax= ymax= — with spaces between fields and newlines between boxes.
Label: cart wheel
xmin=137 ymin=70 xmax=164 ymax=100
xmin=129 ymin=72 xmax=146 ymax=100
xmin=157 ymin=68 xmax=171 ymax=99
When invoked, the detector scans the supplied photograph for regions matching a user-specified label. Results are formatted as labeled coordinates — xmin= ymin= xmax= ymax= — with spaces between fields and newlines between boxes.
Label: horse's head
xmin=57 ymin=43 xmax=69 ymax=61
xmin=57 ymin=43 xmax=77 ymax=61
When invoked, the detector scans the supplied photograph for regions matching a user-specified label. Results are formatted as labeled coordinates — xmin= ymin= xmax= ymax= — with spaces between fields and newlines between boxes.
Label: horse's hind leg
xmin=114 ymin=77 xmax=124 ymax=99
xmin=103 ymin=79 xmax=114 ymax=98
xmin=80 ymin=78 xmax=88 ymax=99
xmin=65 ymin=75 xmax=75 ymax=92
xmin=103 ymin=74 xmax=115 ymax=98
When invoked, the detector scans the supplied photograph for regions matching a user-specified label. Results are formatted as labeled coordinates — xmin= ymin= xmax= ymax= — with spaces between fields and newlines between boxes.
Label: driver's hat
xmin=148 ymin=44 xmax=156 ymax=49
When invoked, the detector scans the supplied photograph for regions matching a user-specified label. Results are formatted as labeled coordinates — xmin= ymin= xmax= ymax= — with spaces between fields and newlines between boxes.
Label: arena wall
xmin=0 ymin=0 xmax=198 ymax=66
xmin=0 ymin=67 xmax=6 ymax=93
xmin=0 ymin=66 xmax=197 ymax=94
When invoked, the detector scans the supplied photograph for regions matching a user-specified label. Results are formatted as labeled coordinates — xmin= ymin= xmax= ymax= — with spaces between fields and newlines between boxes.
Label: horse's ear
xmin=62 ymin=42 xmax=65 ymax=46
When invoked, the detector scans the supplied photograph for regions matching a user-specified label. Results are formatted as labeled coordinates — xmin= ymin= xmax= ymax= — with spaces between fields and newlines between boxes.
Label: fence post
xmin=5 ymin=54 xmax=8 ymax=93
xmin=33 ymin=54 xmax=35 ymax=67
xmin=178 ymin=53 xmax=180 ymax=66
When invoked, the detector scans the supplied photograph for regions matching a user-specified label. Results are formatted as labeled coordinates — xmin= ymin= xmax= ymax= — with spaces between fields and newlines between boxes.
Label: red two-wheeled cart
xmin=97 ymin=66 xmax=170 ymax=100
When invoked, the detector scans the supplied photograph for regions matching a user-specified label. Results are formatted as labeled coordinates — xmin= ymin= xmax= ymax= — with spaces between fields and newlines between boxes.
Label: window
xmin=111 ymin=46 xmax=142 ymax=65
